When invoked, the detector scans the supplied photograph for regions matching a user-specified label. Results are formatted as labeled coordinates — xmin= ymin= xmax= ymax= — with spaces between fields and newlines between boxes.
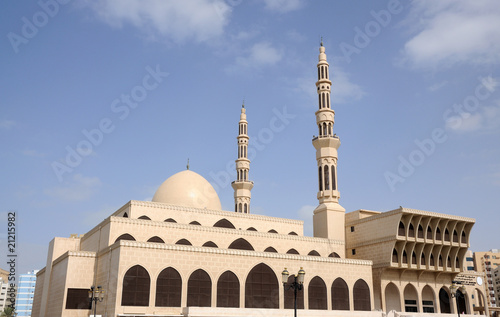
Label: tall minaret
xmin=312 ymin=41 xmax=346 ymax=241
xmin=231 ymin=103 xmax=253 ymax=213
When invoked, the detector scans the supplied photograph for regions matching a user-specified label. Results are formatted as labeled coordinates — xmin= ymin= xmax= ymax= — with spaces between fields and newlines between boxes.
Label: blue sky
xmin=1 ymin=0 xmax=500 ymax=274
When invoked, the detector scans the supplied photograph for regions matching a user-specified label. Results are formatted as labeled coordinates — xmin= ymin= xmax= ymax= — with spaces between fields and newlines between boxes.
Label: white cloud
xmin=445 ymin=101 xmax=500 ymax=133
xmin=0 ymin=120 xmax=16 ymax=130
xmin=400 ymin=0 xmax=500 ymax=69
xmin=226 ymin=42 xmax=283 ymax=73
xmin=83 ymin=0 xmax=232 ymax=43
xmin=44 ymin=174 xmax=102 ymax=201
xmin=262 ymin=0 xmax=304 ymax=13
xmin=297 ymin=205 xmax=314 ymax=236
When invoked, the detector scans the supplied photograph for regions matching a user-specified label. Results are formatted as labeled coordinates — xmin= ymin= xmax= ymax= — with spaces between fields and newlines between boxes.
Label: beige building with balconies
xmin=31 ymin=43 xmax=483 ymax=317
xmin=474 ymin=250 xmax=500 ymax=307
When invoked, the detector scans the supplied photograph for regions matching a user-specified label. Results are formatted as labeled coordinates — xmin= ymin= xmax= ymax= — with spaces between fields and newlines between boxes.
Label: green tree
xmin=0 ymin=307 xmax=15 ymax=317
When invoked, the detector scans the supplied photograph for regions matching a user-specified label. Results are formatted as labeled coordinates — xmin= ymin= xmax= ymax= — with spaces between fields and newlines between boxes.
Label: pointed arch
xmin=228 ymin=238 xmax=254 ymax=251
xmin=324 ymin=165 xmax=330 ymax=190
xmin=123 ymin=212 xmax=128 ymax=218
xmin=427 ymin=226 xmax=432 ymax=239
xmin=164 ymin=218 xmax=176 ymax=223
xmin=461 ymin=231 xmax=466 ymax=243
xmin=402 ymin=250 xmax=408 ymax=264
xmin=187 ymin=269 xmax=211 ymax=307
xmin=147 ymin=236 xmax=164 ymax=243
xmin=353 ymin=279 xmax=371 ymax=311
xmin=115 ymin=234 xmax=135 ymax=243
xmin=238 ymin=203 xmax=242 ymax=213
xmin=412 ymin=252 xmax=417 ymax=265
xmin=155 ymin=267 xmax=181 ymax=307
xmin=318 ymin=166 xmax=323 ymax=191
xmin=247 ymin=227 xmax=257 ymax=231
xmin=189 ymin=221 xmax=201 ymax=226
xmin=288 ymin=231 xmax=298 ymax=236
xmin=385 ymin=283 xmax=401 ymax=312
xmin=138 ymin=215 xmax=151 ymax=220
xmin=308 ymin=250 xmax=320 ymax=256
xmin=268 ymin=229 xmax=278 ymax=234
xmin=245 ymin=263 xmax=279 ymax=308
xmin=202 ymin=241 xmax=218 ymax=248
xmin=175 ymin=239 xmax=192 ymax=246
xmin=453 ymin=230 xmax=459 ymax=242
xmin=422 ymin=285 xmax=436 ymax=313
xmin=331 ymin=165 xmax=336 ymax=190
xmin=430 ymin=254 xmax=435 ymax=266
xmin=286 ymin=248 xmax=299 ymax=255
xmin=408 ymin=223 xmax=415 ymax=237
xmin=439 ymin=288 xmax=451 ymax=313
xmin=398 ymin=222 xmax=405 ymax=236
xmin=264 ymin=247 xmax=277 ymax=253
xmin=436 ymin=227 xmax=441 ymax=240
xmin=217 ymin=271 xmax=239 ymax=308
xmin=244 ymin=203 xmax=247 ymax=213
xmin=309 ymin=276 xmax=327 ymax=310
xmin=213 ymin=219 xmax=236 ymax=229
xmin=329 ymin=252 xmax=340 ymax=258
xmin=418 ymin=224 xmax=424 ymax=238
xmin=444 ymin=228 xmax=450 ymax=241
xmin=332 ymin=278 xmax=349 ymax=310
xmin=404 ymin=284 xmax=419 ymax=312
xmin=392 ymin=249 xmax=398 ymax=263
xmin=421 ymin=253 xmax=426 ymax=266
xmin=122 ymin=265 xmax=150 ymax=306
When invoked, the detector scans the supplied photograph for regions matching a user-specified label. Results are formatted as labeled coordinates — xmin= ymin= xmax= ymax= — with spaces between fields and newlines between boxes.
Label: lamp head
xmin=297 ymin=267 xmax=305 ymax=285
xmin=282 ymin=268 xmax=289 ymax=284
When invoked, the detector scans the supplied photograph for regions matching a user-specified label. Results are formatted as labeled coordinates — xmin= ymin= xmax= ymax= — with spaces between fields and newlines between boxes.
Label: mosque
xmin=31 ymin=44 xmax=487 ymax=317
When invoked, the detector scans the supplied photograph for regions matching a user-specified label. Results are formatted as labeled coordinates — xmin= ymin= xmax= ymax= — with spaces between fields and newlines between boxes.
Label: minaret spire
xmin=312 ymin=43 xmax=346 ymax=242
xmin=231 ymin=103 xmax=253 ymax=213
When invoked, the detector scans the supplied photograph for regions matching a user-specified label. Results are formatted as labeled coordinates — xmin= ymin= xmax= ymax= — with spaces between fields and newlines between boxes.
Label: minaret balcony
xmin=312 ymin=134 xmax=339 ymax=141
xmin=312 ymin=136 xmax=341 ymax=152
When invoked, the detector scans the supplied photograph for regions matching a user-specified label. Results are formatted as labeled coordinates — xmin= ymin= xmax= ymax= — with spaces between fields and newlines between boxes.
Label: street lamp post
xmin=282 ymin=267 xmax=305 ymax=317
xmin=88 ymin=285 xmax=104 ymax=317
xmin=450 ymin=281 xmax=467 ymax=317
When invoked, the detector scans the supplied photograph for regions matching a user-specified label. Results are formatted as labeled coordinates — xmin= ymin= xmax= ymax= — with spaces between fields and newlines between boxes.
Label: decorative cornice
xmin=110 ymin=240 xmax=371 ymax=266
xmin=346 ymin=207 xmax=475 ymax=226
xmin=109 ymin=216 xmax=345 ymax=246
xmin=52 ymin=250 xmax=96 ymax=266
xmin=127 ymin=200 xmax=304 ymax=225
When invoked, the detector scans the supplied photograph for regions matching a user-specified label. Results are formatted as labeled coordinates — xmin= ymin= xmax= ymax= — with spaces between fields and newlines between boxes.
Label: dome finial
xmin=242 ymin=98 xmax=245 ymax=108
xmin=320 ymin=36 xmax=323 ymax=47
xmin=186 ymin=158 xmax=190 ymax=170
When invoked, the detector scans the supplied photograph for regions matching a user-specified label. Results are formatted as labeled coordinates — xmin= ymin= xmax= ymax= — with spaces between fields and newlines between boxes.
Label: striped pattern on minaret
xmin=231 ymin=104 xmax=253 ymax=213
xmin=312 ymin=43 xmax=340 ymax=204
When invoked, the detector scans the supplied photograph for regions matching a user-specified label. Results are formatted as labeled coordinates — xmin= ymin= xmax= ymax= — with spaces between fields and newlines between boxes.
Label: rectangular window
xmin=405 ymin=300 xmax=418 ymax=312
xmin=65 ymin=288 xmax=91 ymax=310
xmin=352 ymin=249 xmax=356 ymax=255
xmin=351 ymin=226 xmax=355 ymax=232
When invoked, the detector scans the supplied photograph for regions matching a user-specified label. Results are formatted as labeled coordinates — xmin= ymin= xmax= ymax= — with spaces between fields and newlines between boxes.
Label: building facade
xmin=32 ymin=44 xmax=481 ymax=317
xmin=474 ymin=250 xmax=500 ymax=307
xmin=15 ymin=270 xmax=38 ymax=316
